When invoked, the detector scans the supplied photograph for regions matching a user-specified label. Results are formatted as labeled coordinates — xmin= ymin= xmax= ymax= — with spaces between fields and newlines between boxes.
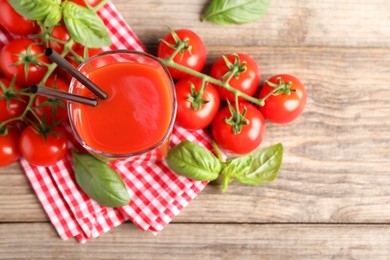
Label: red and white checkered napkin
xmin=1 ymin=2 xmax=211 ymax=243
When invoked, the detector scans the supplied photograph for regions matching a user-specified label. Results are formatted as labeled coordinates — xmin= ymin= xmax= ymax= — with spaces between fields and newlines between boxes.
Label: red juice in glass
xmin=68 ymin=50 xmax=176 ymax=161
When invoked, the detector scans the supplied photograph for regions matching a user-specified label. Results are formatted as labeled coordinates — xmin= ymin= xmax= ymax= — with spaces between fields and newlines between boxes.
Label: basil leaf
xmin=8 ymin=0 xmax=61 ymax=21
xmin=226 ymin=143 xmax=283 ymax=185
xmin=63 ymin=1 xmax=111 ymax=48
xmin=222 ymin=155 xmax=252 ymax=178
xmin=44 ymin=4 xmax=62 ymax=27
xmin=202 ymin=0 xmax=271 ymax=24
xmin=72 ymin=151 xmax=130 ymax=208
xmin=166 ymin=141 xmax=222 ymax=181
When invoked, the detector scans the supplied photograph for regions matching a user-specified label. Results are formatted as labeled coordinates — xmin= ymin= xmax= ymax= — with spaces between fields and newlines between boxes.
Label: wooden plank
xmin=1 ymin=46 xmax=390 ymax=223
xmin=115 ymin=0 xmax=390 ymax=49
xmin=1 ymin=223 xmax=390 ymax=259
xmin=0 ymin=164 xmax=47 ymax=222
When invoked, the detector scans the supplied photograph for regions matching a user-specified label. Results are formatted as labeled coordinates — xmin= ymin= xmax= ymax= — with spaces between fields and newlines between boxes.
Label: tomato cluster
xmin=158 ymin=29 xmax=307 ymax=155
xmin=0 ymin=0 xmax=102 ymax=167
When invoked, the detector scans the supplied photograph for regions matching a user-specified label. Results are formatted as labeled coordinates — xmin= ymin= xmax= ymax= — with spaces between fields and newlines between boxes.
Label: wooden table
xmin=1 ymin=0 xmax=390 ymax=258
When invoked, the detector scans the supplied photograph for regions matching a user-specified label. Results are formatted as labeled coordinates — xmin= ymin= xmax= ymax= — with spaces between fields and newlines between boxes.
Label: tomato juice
xmin=69 ymin=51 xmax=176 ymax=160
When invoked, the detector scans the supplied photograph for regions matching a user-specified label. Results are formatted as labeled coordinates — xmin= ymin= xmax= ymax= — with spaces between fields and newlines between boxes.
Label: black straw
xmin=44 ymin=48 xmax=107 ymax=100
xmin=30 ymin=84 xmax=98 ymax=107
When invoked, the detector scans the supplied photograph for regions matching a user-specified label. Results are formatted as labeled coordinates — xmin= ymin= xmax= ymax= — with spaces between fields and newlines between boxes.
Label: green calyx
xmin=186 ymin=80 xmax=209 ymax=110
xmin=28 ymin=116 xmax=63 ymax=143
xmin=163 ymin=28 xmax=192 ymax=61
xmin=267 ymin=77 xmax=294 ymax=95
xmin=13 ymin=43 xmax=47 ymax=81
xmin=0 ymin=76 xmax=25 ymax=108
xmin=258 ymin=77 xmax=295 ymax=107
xmin=224 ymin=99 xmax=249 ymax=135
xmin=221 ymin=54 xmax=247 ymax=81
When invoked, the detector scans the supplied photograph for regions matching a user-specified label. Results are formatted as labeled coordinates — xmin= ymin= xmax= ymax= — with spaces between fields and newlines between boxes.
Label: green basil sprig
xmin=166 ymin=141 xmax=222 ymax=181
xmin=8 ymin=0 xmax=111 ymax=48
xmin=202 ymin=0 xmax=272 ymax=25
xmin=62 ymin=2 xmax=111 ymax=48
xmin=167 ymin=141 xmax=283 ymax=192
xmin=220 ymin=143 xmax=283 ymax=191
xmin=72 ymin=151 xmax=131 ymax=208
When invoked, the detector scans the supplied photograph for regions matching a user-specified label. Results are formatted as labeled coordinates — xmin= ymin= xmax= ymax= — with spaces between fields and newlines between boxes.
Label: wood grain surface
xmin=1 ymin=0 xmax=390 ymax=259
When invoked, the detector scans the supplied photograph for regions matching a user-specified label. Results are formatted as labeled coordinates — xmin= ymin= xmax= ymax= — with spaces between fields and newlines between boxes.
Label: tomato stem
xmin=186 ymin=79 xmax=209 ymax=110
xmin=0 ymin=92 xmax=35 ymax=129
xmin=161 ymin=58 xmax=264 ymax=106
xmin=258 ymin=78 xmax=294 ymax=106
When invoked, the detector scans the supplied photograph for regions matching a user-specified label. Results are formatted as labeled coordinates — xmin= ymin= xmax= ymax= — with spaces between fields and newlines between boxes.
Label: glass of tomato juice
xmin=68 ymin=50 xmax=176 ymax=162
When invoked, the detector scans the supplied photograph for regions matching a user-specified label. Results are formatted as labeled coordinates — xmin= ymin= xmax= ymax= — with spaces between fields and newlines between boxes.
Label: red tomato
xmin=64 ymin=47 xmax=104 ymax=81
xmin=19 ymin=125 xmax=68 ymax=167
xmin=33 ymin=77 xmax=69 ymax=124
xmin=158 ymin=29 xmax=206 ymax=80
xmin=258 ymin=74 xmax=307 ymax=124
xmin=68 ymin=0 xmax=102 ymax=7
xmin=0 ymin=78 xmax=26 ymax=124
xmin=175 ymin=77 xmax=220 ymax=130
xmin=0 ymin=127 xmax=21 ymax=167
xmin=40 ymin=25 xmax=80 ymax=54
xmin=212 ymin=102 xmax=266 ymax=155
xmin=0 ymin=39 xmax=49 ymax=86
xmin=210 ymin=53 xmax=260 ymax=102
xmin=0 ymin=0 xmax=37 ymax=35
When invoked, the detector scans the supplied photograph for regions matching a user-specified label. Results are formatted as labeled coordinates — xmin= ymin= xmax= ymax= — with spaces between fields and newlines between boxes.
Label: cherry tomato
xmin=64 ymin=47 xmax=104 ymax=81
xmin=0 ymin=78 xmax=26 ymax=124
xmin=33 ymin=77 xmax=69 ymax=125
xmin=68 ymin=0 xmax=102 ymax=7
xmin=210 ymin=53 xmax=260 ymax=102
xmin=212 ymin=102 xmax=266 ymax=155
xmin=0 ymin=39 xmax=49 ymax=86
xmin=0 ymin=127 xmax=21 ymax=167
xmin=19 ymin=125 xmax=68 ymax=167
xmin=158 ymin=29 xmax=206 ymax=80
xmin=0 ymin=0 xmax=37 ymax=36
xmin=258 ymin=74 xmax=307 ymax=124
xmin=40 ymin=25 xmax=80 ymax=54
xmin=175 ymin=77 xmax=220 ymax=130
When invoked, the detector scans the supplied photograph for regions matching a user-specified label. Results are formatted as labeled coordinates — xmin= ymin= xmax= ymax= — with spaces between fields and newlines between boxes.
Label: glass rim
xmin=67 ymin=49 xmax=177 ymax=159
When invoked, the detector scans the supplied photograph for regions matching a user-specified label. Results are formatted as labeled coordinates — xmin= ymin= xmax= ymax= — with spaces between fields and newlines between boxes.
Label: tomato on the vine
xmin=212 ymin=102 xmax=266 ymax=155
xmin=33 ymin=77 xmax=69 ymax=125
xmin=258 ymin=74 xmax=307 ymax=124
xmin=0 ymin=39 xmax=49 ymax=86
xmin=19 ymin=125 xmax=68 ymax=167
xmin=175 ymin=77 xmax=220 ymax=130
xmin=210 ymin=53 xmax=260 ymax=102
xmin=158 ymin=29 xmax=206 ymax=80
xmin=0 ymin=77 xmax=27 ymax=124
xmin=0 ymin=0 xmax=37 ymax=36
xmin=40 ymin=25 xmax=80 ymax=54
xmin=0 ymin=127 xmax=21 ymax=167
